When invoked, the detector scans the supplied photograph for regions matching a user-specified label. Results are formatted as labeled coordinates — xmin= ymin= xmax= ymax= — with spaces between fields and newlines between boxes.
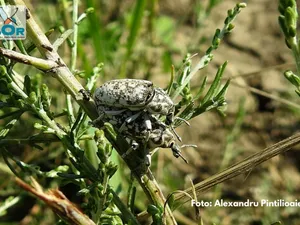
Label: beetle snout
xmin=170 ymin=142 xmax=180 ymax=158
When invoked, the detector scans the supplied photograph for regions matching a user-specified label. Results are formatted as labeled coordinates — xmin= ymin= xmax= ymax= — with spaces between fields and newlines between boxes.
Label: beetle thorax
xmin=145 ymin=87 xmax=175 ymax=115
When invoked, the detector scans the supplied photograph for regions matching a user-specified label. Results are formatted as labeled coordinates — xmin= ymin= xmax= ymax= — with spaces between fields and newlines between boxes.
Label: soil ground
xmin=161 ymin=0 xmax=300 ymax=224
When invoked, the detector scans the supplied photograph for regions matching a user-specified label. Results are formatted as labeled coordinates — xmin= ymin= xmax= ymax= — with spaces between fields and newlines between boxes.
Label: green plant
xmin=0 ymin=1 xmax=247 ymax=224
xmin=278 ymin=0 xmax=300 ymax=95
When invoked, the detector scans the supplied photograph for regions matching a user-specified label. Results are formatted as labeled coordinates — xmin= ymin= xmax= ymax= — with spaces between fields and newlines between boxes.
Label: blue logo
xmin=0 ymin=6 xmax=26 ymax=40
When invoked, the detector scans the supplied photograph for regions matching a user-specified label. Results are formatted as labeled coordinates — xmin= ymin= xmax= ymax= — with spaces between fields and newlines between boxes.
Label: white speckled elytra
xmin=94 ymin=79 xmax=175 ymax=125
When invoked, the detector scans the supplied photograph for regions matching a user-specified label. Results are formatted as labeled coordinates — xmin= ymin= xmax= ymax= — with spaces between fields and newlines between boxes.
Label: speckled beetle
xmin=92 ymin=105 xmax=189 ymax=164
xmin=94 ymin=79 xmax=175 ymax=126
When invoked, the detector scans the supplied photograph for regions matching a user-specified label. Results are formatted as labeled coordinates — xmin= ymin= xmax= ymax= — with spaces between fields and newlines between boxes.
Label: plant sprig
xmin=168 ymin=3 xmax=246 ymax=126
xmin=0 ymin=1 xmax=248 ymax=224
xmin=278 ymin=0 xmax=300 ymax=95
xmin=169 ymin=2 xmax=246 ymax=101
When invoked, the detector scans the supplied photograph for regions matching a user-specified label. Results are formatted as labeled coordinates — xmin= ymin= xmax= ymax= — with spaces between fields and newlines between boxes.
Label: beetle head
xmin=146 ymin=88 xmax=175 ymax=116
xmin=169 ymin=142 xmax=188 ymax=163
xmin=147 ymin=128 xmax=172 ymax=149
xmin=146 ymin=127 xmax=188 ymax=163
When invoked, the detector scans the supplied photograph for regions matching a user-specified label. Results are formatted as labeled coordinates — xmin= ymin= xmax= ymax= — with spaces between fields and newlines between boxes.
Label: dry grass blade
xmin=231 ymin=80 xmax=300 ymax=110
xmin=174 ymin=132 xmax=300 ymax=204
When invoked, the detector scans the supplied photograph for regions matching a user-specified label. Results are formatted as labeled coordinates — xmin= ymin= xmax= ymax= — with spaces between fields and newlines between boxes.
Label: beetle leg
xmin=145 ymin=153 xmax=151 ymax=166
xmin=151 ymin=116 xmax=167 ymax=128
xmin=143 ymin=113 xmax=152 ymax=130
xmin=174 ymin=116 xmax=190 ymax=126
xmin=142 ymin=114 xmax=152 ymax=144
xmin=122 ymin=139 xmax=139 ymax=158
xmin=144 ymin=130 xmax=150 ymax=143
xmin=90 ymin=113 xmax=105 ymax=127
xmin=181 ymin=144 xmax=197 ymax=148
xmin=125 ymin=111 xmax=142 ymax=123
xmin=103 ymin=108 xmax=127 ymax=116
xmin=119 ymin=111 xmax=142 ymax=132
xmin=170 ymin=126 xmax=182 ymax=142
xmin=149 ymin=115 xmax=182 ymax=142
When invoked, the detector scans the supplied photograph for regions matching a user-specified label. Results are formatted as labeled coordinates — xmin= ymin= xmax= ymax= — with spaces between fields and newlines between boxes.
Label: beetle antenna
xmin=178 ymin=152 xmax=188 ymax=163
xmin=170 ymin=126 xmax=182 ymax=142
xmin=181 ymin=144 xmax=197 ymax=148
xmin=174 ymin=117 xmax=190 ymax=126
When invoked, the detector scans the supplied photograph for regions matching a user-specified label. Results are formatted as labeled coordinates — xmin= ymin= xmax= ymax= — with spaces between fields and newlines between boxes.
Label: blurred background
xmin=1 ymin=0 xmax=300 ymax=224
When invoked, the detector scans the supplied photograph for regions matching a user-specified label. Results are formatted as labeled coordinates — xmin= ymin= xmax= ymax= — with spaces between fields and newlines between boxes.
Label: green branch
xmin=5 ymin=0 xmax=177 ymax=224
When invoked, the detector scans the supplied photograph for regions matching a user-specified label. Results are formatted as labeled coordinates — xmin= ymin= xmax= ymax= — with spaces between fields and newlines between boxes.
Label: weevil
xmin=94 ymin=79 xmax=175 ymax=124
xmin=92 ymin=105 xmax=190 ymax=164
xmin=94 ymin=79 xmax=184 ymax=140
xmin=94 ymin=79 xmax=155 ymax=108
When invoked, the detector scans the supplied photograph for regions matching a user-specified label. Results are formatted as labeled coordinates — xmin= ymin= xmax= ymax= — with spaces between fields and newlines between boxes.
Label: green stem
xmin=7 ymin=1 xmax=177 ymax=224
xmin=290 ymin=38 xmax=300 ymax=76
xmin=0 ymin=48 xmax=56 ymax=70
xmin=0 ymin=135 xmax=94 ymax=146
xmin=0 ymin=196 xmax=21 ymax=214
xmin=66 ymin=94 xmax=75 ymax=125
xmin=95 ymin=173 xmax=108 ymax=224
xmin=71 ymin=0 xmax=78 ymax=72
xmin=65 ymin=0 xmax=77 ymax=125
xmin=111 ymin=191 xmax=141 ymax=225
xmin=171 ymin=54 xmax=212 ymax=100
